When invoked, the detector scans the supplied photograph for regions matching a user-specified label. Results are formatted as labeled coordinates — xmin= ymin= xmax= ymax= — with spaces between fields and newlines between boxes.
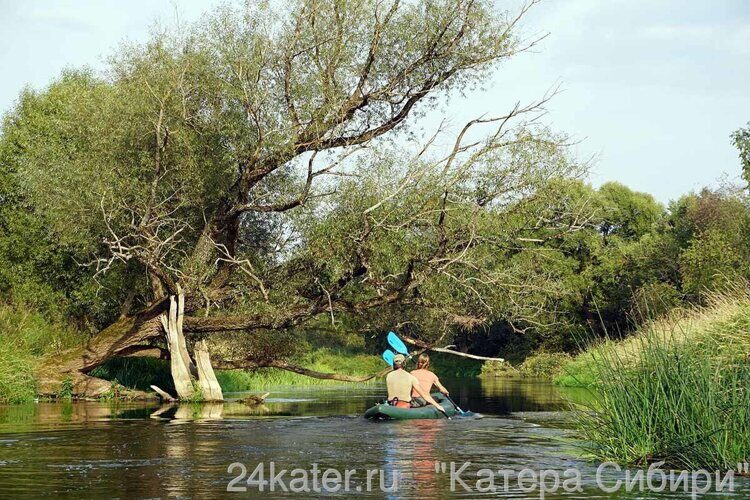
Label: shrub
xmin=518 ymin=352 xmax=572 ymax=378
xmin=58 ymin=377 xmax=74 ymax=400
xmin=0 ymin=303 xmax=86 ymax=403
xmin=480 ymin=360 xmax=517 ymax=377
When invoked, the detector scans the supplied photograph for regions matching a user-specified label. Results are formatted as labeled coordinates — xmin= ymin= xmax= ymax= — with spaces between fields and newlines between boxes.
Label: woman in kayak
xmin=386 ymin=354 xmax=446 ymax=414
xmin=411 ymin=354 xmax=449 ymax=405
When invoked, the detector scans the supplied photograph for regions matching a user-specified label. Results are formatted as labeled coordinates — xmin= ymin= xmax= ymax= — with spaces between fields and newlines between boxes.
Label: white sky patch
xmin=0 ymin=0 xmax=748 ymax=203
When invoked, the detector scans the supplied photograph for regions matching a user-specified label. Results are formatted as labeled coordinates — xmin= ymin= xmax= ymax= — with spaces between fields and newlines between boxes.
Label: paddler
xmin=410 ymin=353 xmax=450 ymax=406
xmin=385 ymin=354 xmax=446 ymax=415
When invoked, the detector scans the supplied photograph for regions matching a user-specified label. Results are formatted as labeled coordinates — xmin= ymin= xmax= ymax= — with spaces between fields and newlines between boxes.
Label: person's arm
xmin=412 ymin=380 xmax=445 ymax=413
xmin=434 ymin=376 xmax=449 ymax=396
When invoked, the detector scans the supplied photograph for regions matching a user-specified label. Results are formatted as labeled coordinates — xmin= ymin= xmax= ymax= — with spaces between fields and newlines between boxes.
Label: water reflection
xmin=0 ymin=379 xmax=587 ymax=429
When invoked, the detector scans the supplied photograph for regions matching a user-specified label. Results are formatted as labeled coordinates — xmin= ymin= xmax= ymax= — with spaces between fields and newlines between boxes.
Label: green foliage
xmin=518 ymin=352 xmax=572 ymax=378
xmin=99 ymin=379 xmax=126 ymax=401
xmin=680 ymin=229 xmax=741 ymax=296
xmin=0 ymin=303 xmax=86 ymax=403
xmin=598 ymin=181 xmax=663 ymax=239
xmin=58 ymin=378 xmax=74 ymax=400
xmin=480 ymin=360 xmax=517 ymax=378
xmin=732 ymin=122 xmax=750 ymax=184
xmin=495 ymin=182 xmax=750 ymax=354
xmin=481 ymin=353 xmax=572 ymax=379
xmin=0 ymin=72 xmax=139 ymax=328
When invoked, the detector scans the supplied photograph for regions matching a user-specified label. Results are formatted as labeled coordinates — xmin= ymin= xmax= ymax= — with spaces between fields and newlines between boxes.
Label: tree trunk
xmin=194 ymin=340 xmax=224 ymax=401
xmin=156 ymin=290 xmax=224 ymax=402
xmin=160 ymin=295 xmax=196 ymax=400
xmin=35 ymin=290 xmax=224 ymax=401
xmin=36 ymin=298 xmax=169 ymax=397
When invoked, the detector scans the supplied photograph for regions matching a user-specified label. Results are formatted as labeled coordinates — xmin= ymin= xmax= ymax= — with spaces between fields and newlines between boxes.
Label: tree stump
xmin=154 ymin=286 xmax=224 ymax=402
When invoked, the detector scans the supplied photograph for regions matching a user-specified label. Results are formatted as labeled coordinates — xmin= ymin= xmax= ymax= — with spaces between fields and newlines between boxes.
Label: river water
xmin=0 ymin=378 xmax=744 ymax=498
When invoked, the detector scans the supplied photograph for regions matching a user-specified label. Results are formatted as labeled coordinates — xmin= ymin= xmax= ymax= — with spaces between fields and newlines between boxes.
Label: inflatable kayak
xmin=364 ymin=393 xmax=458 ymax=420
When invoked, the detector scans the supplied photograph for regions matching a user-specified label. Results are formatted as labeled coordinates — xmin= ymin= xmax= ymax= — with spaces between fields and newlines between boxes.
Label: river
xmin=0 ymin=378 xmax=744 ymax=498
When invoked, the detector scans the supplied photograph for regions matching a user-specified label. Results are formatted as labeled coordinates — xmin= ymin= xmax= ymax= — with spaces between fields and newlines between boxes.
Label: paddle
xmin=382 ymin=349 xmax=396 ymax=366
xmin=387 ymin=331 xmax=409 ymax=355
xmin=443 ymin=394 xmax=467 ymax=416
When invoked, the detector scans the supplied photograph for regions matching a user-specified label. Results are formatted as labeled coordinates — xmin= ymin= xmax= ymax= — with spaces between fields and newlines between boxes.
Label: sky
xmin=1 ymin=0 xmax=749 ymax=203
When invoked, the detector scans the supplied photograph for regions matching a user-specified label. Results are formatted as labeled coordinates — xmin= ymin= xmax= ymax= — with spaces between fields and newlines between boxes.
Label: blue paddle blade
xmin=382 ymin=349 xmax=395 ymax=366
xmin=387 ymin=331 xmax=409 ymax=355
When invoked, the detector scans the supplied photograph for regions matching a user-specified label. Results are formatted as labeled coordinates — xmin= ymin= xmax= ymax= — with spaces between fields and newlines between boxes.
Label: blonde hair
xmin=416 ymin=353 xmax=430 ymax=370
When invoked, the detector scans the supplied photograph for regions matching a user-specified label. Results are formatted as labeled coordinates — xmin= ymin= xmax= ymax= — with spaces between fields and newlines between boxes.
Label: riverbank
xmin=559 ymin=291 xmax=750 ymax=470
xmin=90 ymin=349 xmax=485 ymax=393
xmin=0 ymin=302 xmax=487 ymax=402
xmin=0 ymin=304 xmax=86 ymax=404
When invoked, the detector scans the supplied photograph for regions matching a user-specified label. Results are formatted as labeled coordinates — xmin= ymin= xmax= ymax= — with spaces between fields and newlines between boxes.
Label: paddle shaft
xmin=443 ymin=394 xmax=465 ymax=414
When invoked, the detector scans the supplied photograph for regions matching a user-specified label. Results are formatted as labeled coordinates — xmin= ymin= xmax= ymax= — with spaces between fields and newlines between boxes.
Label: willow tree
xmin=3 ymin=0 xmax=585 ymax=398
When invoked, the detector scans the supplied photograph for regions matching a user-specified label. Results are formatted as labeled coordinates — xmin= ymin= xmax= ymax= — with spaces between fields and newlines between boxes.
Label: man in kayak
xmin=386 ymin=354 xmax=446 ymax=414
xmin=410 ymin=353 xmax=449 ymax=404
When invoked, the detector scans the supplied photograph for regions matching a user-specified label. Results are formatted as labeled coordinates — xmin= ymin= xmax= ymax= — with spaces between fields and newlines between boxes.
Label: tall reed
xmin=574 ymin=292 xmax=750 ymax=470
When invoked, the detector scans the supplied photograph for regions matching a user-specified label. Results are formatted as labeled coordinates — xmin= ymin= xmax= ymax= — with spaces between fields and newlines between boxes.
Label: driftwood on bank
xmin=241 ymin=392 xmax=270 ymax=406
xmin=150 ymin=385 xmax=176 ymax=402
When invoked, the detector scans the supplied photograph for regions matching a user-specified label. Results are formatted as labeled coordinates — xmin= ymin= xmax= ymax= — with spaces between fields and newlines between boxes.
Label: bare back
xmin=410 ymin=368 xmax=438 ymax=397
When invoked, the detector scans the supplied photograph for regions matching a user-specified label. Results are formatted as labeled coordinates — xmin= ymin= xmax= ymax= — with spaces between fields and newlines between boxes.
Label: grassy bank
xmin=565 ymin=291 xmax=750 ymax=469
xmin=0 ymin=293 xmax=532 ymax=402
xmin=48 ymin=348 xmax=485 ymax=395
xmin=0 ymin=303 xmax=487 ymax=402
xmin=556 ymin=291 xmax=750 ymax=387
xmin=214 ymin=350 xmax=484 ymax=392
xmin=0 ymin=304 xmax=87 ymax=404
xmin=216 ymin=348 xmax=385 ymax=392
xmin=481 ymin=352 xmax=572 ymax=379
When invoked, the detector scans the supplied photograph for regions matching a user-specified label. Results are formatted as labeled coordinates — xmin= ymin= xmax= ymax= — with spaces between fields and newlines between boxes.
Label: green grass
xmin=0 ymin=304 xmax=86 ymax=403
xmin=556 ymin=290 xmax=750 ymax=387
xmin=480 ymin=352 xmax=572 ymax=380
xmin=90 ymin=357 xmax=174 ymax=393
xmin=553 ymin=355 xmax=601 ymax=387
xmin=0 ymin=342 xmax=37 ymax=404
xmin=216 ymin=348 xmax=385 ymax=392
xmin=571 ymin=291 xmax=750 ymax=470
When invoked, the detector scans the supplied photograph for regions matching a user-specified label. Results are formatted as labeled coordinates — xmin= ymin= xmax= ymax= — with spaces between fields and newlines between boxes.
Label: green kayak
xmin=364 ymin=393 xmax=458 ymax=420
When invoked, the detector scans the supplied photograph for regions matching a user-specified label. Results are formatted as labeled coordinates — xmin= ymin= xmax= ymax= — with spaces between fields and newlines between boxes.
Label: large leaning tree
xmin=2 ymin=0 xmax=587 ymax=399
